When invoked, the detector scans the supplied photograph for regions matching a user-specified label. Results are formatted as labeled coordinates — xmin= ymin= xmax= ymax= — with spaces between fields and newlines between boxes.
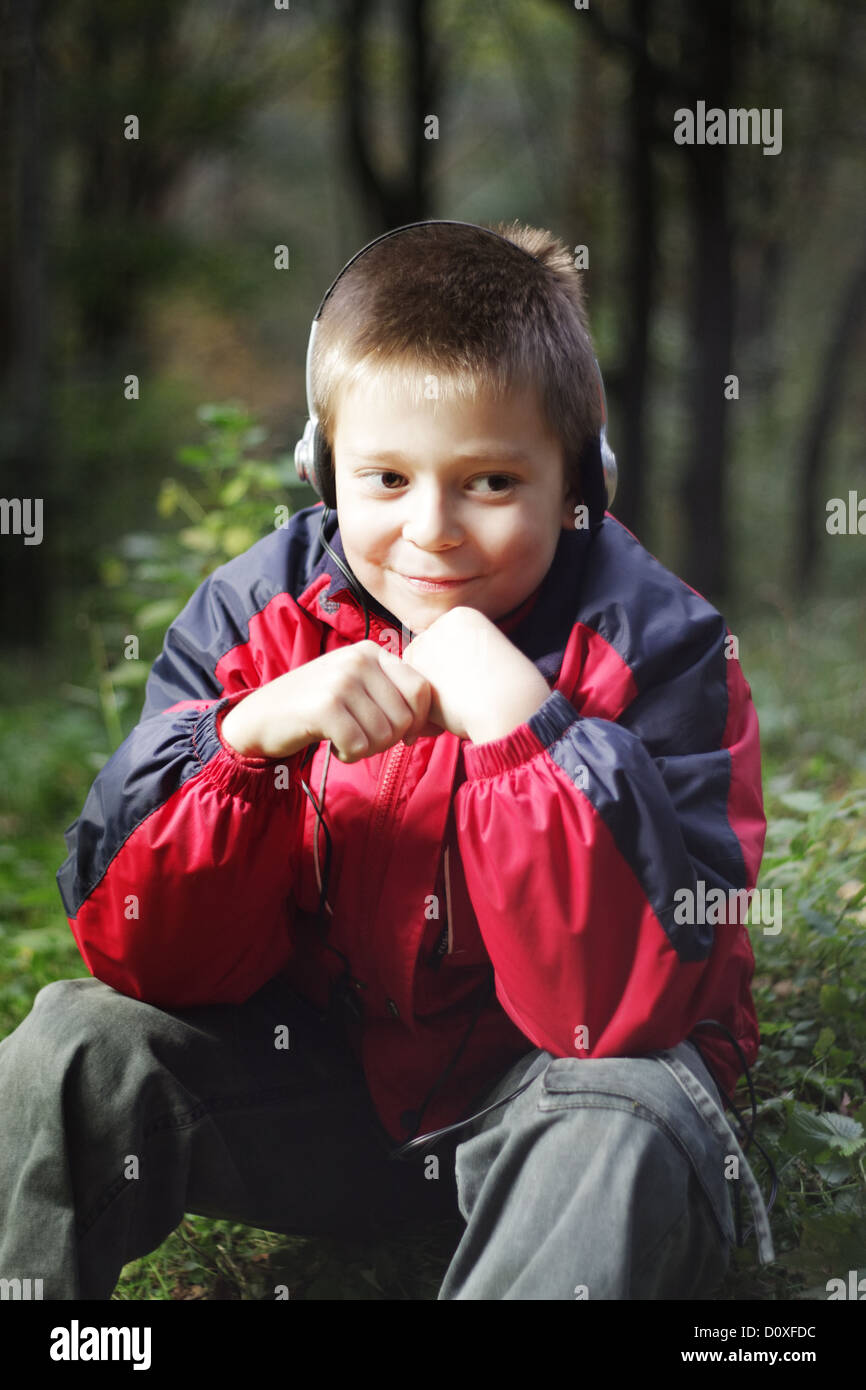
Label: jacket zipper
xmin=372 ymin=740 xmax=410 ymax=841
xmin=370 ymin=613 xmax=411 ymax=842
xmin=351 ymin=612 xmax=413 ymax=990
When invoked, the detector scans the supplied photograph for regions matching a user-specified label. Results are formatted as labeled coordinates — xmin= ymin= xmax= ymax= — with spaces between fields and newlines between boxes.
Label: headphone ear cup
xmin=600 ymin=429 xmax=617 ymax=509
xmin=294 ymin=421 xmax=334 ymax=506
xmin=294 ymin=418 xmax=316 ymax=488
xmin=578 ymin=434 xmax=609 ymax=523
xmin=314 ymin=431 xmax=337 ymax=510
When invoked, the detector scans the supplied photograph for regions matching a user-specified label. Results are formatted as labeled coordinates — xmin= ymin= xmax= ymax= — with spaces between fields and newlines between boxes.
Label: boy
xmin=0 ymin=219 xmax=772 ymax=1300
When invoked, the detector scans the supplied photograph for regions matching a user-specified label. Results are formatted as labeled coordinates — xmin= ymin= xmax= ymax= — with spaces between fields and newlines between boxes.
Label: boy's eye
xmin=377 ymin=471 xmax=405 ymax=490
xmin=470 ymin=474 xmax=514 ymax=494
xmin=367 ymin=472 xmax=515 ymax=494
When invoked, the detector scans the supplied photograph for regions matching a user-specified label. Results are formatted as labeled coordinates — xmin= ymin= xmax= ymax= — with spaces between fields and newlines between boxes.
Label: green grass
xmin=108 ymin=1216 xmax=464 ymax=1301
xmin=1 ymin=593 xmax=865 ymax=1299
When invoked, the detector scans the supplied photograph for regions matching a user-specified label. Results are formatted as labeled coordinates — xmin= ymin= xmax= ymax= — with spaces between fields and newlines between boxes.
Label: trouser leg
xmin=0 ymin=975 xmax=458 ymax=1300
xmin=438 ymin=1041 xmax=736 ymax=1301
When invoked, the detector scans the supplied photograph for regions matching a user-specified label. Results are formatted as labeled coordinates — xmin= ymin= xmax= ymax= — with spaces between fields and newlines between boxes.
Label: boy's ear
xmin=560 ymin=449 xmax=584 ymax=528
xmin=561 ymin=484 xmax=584 ymax=529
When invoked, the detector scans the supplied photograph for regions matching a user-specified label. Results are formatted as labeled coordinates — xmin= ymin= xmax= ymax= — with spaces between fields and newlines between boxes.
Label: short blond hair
xmin=311 ymin=220 xmax=602 ymax=502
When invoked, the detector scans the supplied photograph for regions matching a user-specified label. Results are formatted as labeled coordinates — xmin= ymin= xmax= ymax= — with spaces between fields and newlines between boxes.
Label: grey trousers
xmin=0 ymin=973 xmax=756 ymax=1300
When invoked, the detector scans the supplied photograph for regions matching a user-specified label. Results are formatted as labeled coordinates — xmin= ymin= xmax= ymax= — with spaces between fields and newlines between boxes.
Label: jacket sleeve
xmin=453 ymin=607 xmax=766 ymax=1079
xmin=56 ymin=561 xmax=314 ymax=1008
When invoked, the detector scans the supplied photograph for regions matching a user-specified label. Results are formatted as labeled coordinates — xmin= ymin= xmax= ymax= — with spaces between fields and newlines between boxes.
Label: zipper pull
xmin=427 ymin=923 xmax=450 ymax=969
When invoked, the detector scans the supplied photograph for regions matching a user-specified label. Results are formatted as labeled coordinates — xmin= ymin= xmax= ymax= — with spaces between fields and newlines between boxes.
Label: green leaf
xmin=786 ymin=1106 xmax=864 ymax=1161
xmin=176 ymin=446 xmax=211 ymax=469
xmin=219 ymin=476 xmax=249 ymax=506
xmin=221 ymin=526 xmax=256 ymax=556
xmin=784 ymin=1106 xmax=832 ymax=1154
xmin=103 ymin=661 xmax=150 ymax=688
xmin=179 ymin=526 xmax=218 ymax=554
xmin=100 ymin=555 xmax=127 ymax=588
xmin=799 ymin=906 xmax=837 ymax=935
xmin=765 ymin=817 xmax=812 ymax=843
xmin=815 ymin=1157 xmax=853 ymax=1185
xmin=244 ymin=462 xmax=284 ymax=489
xmin=135 ymin=600 xmax=183 ymax=631
xmin=242 ymin=426 xmax=268 ymax=449
xmin=820 ymin=983 xmax=849 ymax=1014
xmin=778 ymin=790 xmax=825 ymax=815
xmin=157 ymin=480 xmax=180 ymax=517
xmin=197 ymin=402 xmax=252 ymax=431
xmin=8 ymin=925 xmax=75 ymax=951
xmin=814 ymin=1026 xmax=836 ymax=1058
xmin=822 ymin=1112 xmax=865 ymax=1148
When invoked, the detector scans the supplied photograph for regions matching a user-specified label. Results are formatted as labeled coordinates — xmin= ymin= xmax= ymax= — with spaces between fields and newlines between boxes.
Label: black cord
xmin=388 ymin=1023 xmax=539 ymax=1159
xmin=389 ymin=973 xmax=500 ymax=1155
xmin=294 ymin=508 xmax=371 ymax=1013
xmin=318 ymin=503 xmax=370 ymax=642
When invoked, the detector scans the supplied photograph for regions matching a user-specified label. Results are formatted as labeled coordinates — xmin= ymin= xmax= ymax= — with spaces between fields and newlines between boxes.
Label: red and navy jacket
xmin=57 ymin=500 xmax=766 ymax=1142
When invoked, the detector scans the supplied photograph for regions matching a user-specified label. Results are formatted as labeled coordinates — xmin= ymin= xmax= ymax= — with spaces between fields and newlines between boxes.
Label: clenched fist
xmin=220 ymin=640 xmax=443 ymax=763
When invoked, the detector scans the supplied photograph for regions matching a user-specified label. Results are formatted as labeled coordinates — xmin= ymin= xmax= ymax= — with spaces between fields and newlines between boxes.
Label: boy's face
xmin=332 ymin=372 xmax=579 ymax=634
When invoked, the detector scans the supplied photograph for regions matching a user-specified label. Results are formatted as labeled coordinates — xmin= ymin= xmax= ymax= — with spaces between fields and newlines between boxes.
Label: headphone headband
xmin=311 ymin=219 xmax=541 ymax=322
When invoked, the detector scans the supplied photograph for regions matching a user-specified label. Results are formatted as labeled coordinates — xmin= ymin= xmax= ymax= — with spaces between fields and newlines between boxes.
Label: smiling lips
xmin=400 ymin=573 xmax=477 ymax=590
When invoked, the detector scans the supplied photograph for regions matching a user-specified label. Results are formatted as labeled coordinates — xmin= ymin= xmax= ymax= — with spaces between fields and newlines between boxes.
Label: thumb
xmin=404 ymin=718 xmax=444 ymax=745
xmin=377 ymin=647 xmax=440 ymax=742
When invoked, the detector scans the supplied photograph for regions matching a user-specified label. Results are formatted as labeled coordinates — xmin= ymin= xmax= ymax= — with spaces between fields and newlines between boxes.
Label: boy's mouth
xmin=398 ymin=573 xmax=479 ymax=592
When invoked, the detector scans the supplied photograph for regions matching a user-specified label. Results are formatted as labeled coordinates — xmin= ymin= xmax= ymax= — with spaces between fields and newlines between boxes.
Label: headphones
xmin=287 ymin=225 xmax=776 ymax=1235
xmin=294 ymin=218 xmax=617 ymax=513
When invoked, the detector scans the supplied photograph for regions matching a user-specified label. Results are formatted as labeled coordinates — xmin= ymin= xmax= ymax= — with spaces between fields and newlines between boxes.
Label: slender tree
xmin=794 ymin=233 xmax=866 ymax=593
xmin=678 ymin=1 xmax=736 ymax=600
xmin=0 ymin=0 xmax=55 ymax=645
xmin=339 ymin=0 xmax=438 ymax=232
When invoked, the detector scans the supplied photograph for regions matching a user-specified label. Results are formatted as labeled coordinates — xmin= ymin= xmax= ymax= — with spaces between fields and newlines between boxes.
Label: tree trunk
xmin=615 ymin=0 xmax=657 ymax=539
xmin=794 ymin=233 xmax=866 ymax=594
xmin=340 ymin=0 xmax=436 ymax=234
xmin=0 ymin=0 xmax=54 ymax=647
xmin=679 ymin=2 xmax=735 ymax=602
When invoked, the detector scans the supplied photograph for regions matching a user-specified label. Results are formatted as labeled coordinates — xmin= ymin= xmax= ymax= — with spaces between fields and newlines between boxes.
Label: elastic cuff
xmin=213 ymin=690 xmax=263 ymax=759
xmin=462 ymin=689 xmax=581 ymax=780
xmin=192 ymin=693 xmax=304 ymax=800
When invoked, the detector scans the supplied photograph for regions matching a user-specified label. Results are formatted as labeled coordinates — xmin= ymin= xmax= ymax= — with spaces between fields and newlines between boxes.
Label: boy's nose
xmin=402 ymin=489 xmax=463 ymax=547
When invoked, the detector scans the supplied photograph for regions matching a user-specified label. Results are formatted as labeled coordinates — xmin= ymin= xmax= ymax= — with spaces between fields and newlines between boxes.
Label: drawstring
xmin=443 ymin=844 xmax=454 ymax=954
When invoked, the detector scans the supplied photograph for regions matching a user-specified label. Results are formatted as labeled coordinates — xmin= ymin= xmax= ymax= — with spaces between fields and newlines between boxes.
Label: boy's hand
xmin=220 ymin=641 xmax=436 ymax=763
xmin=402 ymin=606 xmax=551 ymax=744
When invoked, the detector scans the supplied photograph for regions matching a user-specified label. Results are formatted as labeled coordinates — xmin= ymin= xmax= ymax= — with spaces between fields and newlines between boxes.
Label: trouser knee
xmin=449 ymin=1075 xmax=733 ymax=1300
xmin=14 ymin=977 xmax=154 ymax=1089
xmin=2 ymin=977 xmax=193 ymax=1149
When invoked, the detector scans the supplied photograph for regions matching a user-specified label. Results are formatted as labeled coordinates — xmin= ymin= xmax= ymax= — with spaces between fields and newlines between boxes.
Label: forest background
xmin=1 ymin=0 xmax=865 ymax=1302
